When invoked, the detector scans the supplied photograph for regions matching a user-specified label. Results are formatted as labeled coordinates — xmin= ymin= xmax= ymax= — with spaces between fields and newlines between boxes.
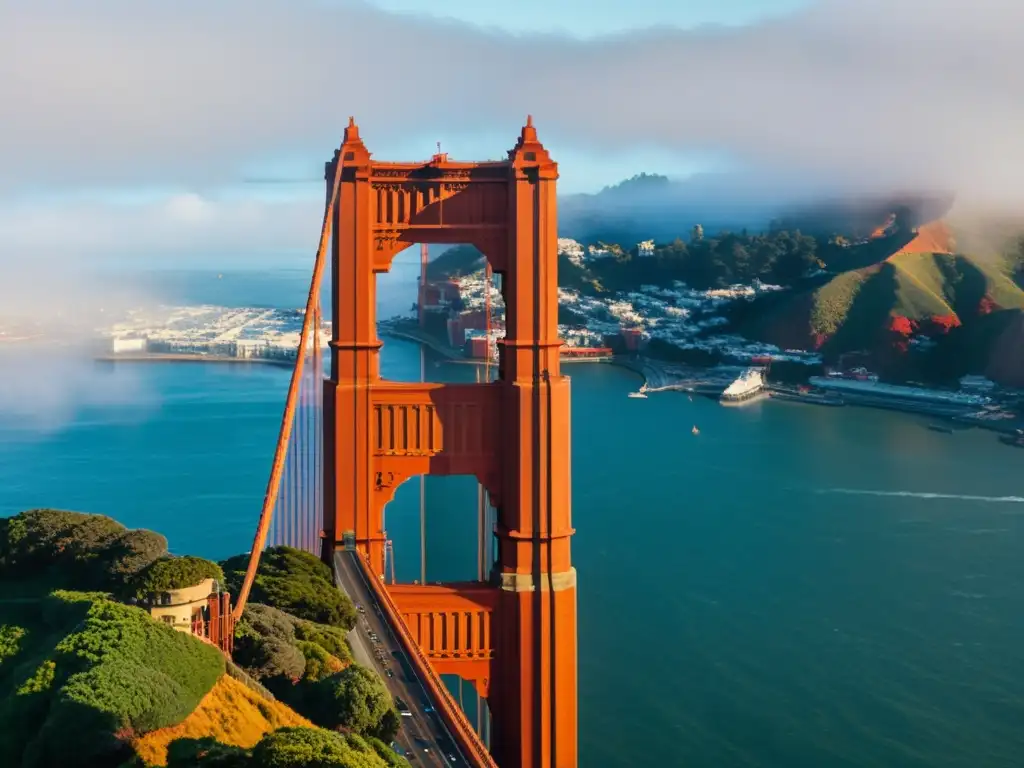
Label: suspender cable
xmin=233 ymin=147 xmax=344 ymax=620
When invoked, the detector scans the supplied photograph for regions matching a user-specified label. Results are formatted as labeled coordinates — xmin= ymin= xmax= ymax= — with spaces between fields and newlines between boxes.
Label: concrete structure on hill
xmin=143 ymin=577 xmax=235 ymax=654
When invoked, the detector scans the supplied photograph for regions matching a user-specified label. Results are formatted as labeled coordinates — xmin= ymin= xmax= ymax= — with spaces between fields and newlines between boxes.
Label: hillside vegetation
xmin=0 ymin=591 xmax=225 ymax=767
xmin=0 ymin=511 xmax=407 ymax=768
xmin=133 ymin=674 xmax=313 ymax=766
xmin=748 ymin=248 xmax=1024 ymax=350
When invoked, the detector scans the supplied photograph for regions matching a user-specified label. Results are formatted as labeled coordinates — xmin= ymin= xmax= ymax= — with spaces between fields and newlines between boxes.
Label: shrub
xmin=294 ymin=620 xmax=352 ymax=664
xmin=167 ymin=737 xmax=250 ymax=768
xmin=239 ymin=636 xmax=306 ymax=683
xmin=233 ymin=605 xmax=304 ymax=682
xmin=13 ymin=595 xmax=225 ymax=767
xmin=221 ymin=547 xmax=356 ymax=629
xmin=365 ymin=736 xmax=407 ymax=767
xmin=308 ymin=665 xmax=393 ymax=734
xmin=135 ymin=555 xmax=225 ymax=598
xmin=0 ymin=625 xmax=26 ymax=665
xmin=249 ymin=727 xmax=390 ymax=768
xmin=367 ymin=708 xmax=401 ymax=744
xmin=296 ymin=641 xmax=344 ymax=683
xmin=240 ymin=604 xmax=299 ymax=643
xmin=0 ymin=509 xmax=125 ymax=582
xmin=98 ymin=528 xmax=168 ymax=585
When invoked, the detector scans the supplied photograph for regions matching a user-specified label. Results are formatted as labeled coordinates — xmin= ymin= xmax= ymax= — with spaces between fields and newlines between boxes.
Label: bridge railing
xmin=352 ymin=553 xmax=497 ymax=768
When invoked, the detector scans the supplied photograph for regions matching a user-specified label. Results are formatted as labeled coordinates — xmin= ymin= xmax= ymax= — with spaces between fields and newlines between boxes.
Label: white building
xmin=111 ymin=336 xmax=147 ymax=354
xmin=557 ymin=238 xmax=586 ymax=265
xmin=637 ymin=240 xmax=655 ymax=257
xmin=959 ymin=375 xmax=996 ymax=392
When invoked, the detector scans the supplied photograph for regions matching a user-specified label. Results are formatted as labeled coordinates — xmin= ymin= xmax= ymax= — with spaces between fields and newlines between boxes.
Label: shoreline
xmin=94 ymin=353 xmax=292 ymax=368
xmin=379 ymin=325 xmax=615 ymax=366
xmin=93 ymin=343 xmax=1022 ymax=438
xmin=616 ymin=355 xmax=1024 ymax=436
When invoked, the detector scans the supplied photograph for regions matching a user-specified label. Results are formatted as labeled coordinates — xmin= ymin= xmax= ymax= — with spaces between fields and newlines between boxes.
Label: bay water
xmin=1 ymin=267 xmax=1021 ymax=767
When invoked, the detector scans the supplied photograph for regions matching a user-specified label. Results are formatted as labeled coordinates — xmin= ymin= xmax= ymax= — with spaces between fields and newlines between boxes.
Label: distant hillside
xmin=557 ymin=170 xmax=954 ymax=245
xmin=738 ymin=223 xmax=1024 ymax=380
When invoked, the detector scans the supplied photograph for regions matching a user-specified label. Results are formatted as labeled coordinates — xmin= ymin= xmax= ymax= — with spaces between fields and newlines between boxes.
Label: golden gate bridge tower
xmin=233 ymin=117 xmax=577 ymax=768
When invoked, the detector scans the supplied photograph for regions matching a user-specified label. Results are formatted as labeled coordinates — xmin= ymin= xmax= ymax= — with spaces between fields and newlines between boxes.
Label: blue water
xmin=2 ymin=269 xmax=1022 ymax=767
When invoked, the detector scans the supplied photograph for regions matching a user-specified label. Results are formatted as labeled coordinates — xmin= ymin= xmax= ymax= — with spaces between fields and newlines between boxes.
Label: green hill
xmin=0 ymin=590 xmax=225 ymax=767
xmin=743 ymin=248 xmax=1024 ymax=364
xmin=0 ymin=511 xmax=407 ymax=768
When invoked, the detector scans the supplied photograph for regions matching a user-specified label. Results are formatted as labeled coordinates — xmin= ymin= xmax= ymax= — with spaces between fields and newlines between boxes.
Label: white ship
xmin=720 ymin=368 xmax=765 ymax=403
xmin=627 ymin=391 xmax=647 ymax=399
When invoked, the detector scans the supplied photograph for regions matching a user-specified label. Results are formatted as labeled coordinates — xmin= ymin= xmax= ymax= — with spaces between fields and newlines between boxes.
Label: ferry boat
xmin=627 ymin=391 xmax=647 ymax=399
xmin=720 ymin=368 xmax=765 ymax=403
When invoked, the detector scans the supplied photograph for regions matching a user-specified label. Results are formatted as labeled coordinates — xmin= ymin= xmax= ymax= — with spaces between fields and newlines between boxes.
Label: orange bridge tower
xmin=322 ymin=117 xmax=577 ymax=768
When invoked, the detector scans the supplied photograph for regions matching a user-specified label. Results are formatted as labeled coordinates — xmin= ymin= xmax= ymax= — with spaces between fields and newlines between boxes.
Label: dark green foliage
xmin=0 ymin=592 xmax=224 ymax=768
xmin=367 ymin=707 xmax=401 ymax=744
xmin=166 ymin=729 xmax=399 ymax=767
xmin=233 ymin=604 xmax=305 ymax=682
xmin=249 ymin=727 xmax=389 ymax=768
xmin=0 ymin=509 xmax=126 ymax=584
xmin=296 ymin=641 xmax=344 ymax=683
xmin=167 ymin=737 xmax=250 ymax=768
xmin=240 ymin=604 xmax=299 ymax=643
xmin=0 ymin=625 xmax=26 ymax=665
xmin=221 ymin=547 xmax=356 ymax=630
xmin=99 ymin=529 xmax=168 ymax=585
xmin=307 ymin=665 xmax=393 ymax=734
xmin=365 ymin=736 xmax=407 ymax=768
xmin=294 ymin=619 xmax=352 ymax=664
xmin=134 ymin=555 xmax=225 ymax=598
xmin=0 ymin=509 xmax=171 ymax=596
xmin=225 ymin=659 xmax=276 ymax=701
xmin=241 ymin=635 xmax=306 ymax=683
xmin=425 ymin=244 xmax=485 ymax=280
xmin=561 ymin=229 xmax=823 ymax=294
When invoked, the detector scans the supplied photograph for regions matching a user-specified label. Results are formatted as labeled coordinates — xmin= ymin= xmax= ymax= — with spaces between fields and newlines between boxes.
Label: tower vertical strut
xmin=419 ymin=243 xmax=428 ymax=585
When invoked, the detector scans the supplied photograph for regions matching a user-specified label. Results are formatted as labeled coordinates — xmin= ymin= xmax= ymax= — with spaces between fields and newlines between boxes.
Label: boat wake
xmin=819 ymin=488 xmax=1024 ymax=504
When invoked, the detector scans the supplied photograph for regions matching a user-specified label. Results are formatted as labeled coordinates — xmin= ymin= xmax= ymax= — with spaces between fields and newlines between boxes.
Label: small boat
xmin=627 ymin=391 xmax=647 ymax=399
xmin=927 ymin=424 xmax=955 ymax=434
xmin=691 ymin=425 xmax=700 ymax=435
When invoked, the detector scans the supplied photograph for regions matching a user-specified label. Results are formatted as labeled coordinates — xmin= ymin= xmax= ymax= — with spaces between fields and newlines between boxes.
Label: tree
xmin=249 ymin=727 xmax=389 ymax=768
xmin=167 ymin=737 xmax=249 ymax=768
xmin=221 ymin=547 xmax=356 ymax=630
xmin=134 ymin=555 xmax=224 ymax=598
xmin=98 ymin=529 xmax=168 ymax=585
xmin=367 ymin=708 xmax=401 ymax=744
xmin=0 ymin=509 xmax=125 ymax=579
xmin=309 ymin=665 xmax=393 ymax=734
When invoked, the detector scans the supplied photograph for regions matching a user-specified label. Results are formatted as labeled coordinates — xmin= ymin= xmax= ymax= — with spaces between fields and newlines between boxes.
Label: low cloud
xmin=0 ymin=267 xmax=162 ymax=433
xmin=0 ymin=0 xmax=1022 ymax=210
xmin=0 ymin=193 xmax=322 ymax=268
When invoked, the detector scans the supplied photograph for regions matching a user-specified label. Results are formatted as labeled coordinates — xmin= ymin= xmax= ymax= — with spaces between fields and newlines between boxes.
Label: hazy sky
xmin=1 ymin=0 xmax=1022 ymax=272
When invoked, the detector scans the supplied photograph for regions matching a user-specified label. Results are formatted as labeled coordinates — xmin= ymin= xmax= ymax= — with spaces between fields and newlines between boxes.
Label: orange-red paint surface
xmin=324 ymin=117 xmax=577 ymax=768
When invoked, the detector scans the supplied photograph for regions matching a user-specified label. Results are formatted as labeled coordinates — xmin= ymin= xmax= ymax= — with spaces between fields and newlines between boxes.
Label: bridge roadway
xmin=333 ymin=550 xmax=468 ymax=767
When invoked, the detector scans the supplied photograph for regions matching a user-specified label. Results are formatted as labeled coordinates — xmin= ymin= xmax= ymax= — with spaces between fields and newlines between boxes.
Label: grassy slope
xmin=133 ymin=674 xmax=313 ymax=767
xmin=749 ymin=246 xmax=1024 ymax=353
xmin=0 ymin=592 xmax=224 ymax=767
